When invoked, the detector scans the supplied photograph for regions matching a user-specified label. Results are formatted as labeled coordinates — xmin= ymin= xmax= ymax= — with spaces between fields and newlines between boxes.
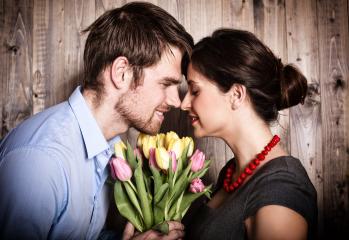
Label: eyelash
xmin=190 ymin=88 xmax=199 ymax=96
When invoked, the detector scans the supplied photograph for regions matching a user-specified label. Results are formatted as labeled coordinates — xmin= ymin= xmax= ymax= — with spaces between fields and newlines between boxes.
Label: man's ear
xmin=229 ymin=84 xmax=247 ymax=110
xmin=110 ymin=56 xmax=131 ymax=89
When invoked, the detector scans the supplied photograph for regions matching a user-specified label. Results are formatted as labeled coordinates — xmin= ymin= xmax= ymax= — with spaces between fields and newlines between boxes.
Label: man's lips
xmin=155 ymin=109 xmax=169 ymax=121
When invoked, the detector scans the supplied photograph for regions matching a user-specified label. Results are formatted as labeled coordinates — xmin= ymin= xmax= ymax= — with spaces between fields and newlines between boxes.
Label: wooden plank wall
xmin=0 ymin=0 xmax=348 ymax=238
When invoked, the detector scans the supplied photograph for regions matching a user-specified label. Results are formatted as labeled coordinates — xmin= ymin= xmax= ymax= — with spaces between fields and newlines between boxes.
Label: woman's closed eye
xmin=190 ymin=87 xmax=199 ymax=96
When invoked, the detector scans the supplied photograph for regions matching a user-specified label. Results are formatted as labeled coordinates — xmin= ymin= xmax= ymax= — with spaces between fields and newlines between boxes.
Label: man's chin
xmin=134 ymin=123 xmax=161 ymax=135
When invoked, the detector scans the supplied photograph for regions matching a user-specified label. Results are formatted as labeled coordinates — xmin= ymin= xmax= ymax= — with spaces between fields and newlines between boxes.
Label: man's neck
xmin=82 ymin=89 xmax=129 ymax=141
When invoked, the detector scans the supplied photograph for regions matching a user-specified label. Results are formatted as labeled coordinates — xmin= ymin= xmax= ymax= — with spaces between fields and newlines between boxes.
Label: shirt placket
xmin=86 ymin=148 xmax=113 ymax=239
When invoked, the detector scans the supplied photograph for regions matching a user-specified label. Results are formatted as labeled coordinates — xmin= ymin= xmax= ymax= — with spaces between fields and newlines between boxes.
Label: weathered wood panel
xmin=45 ymin=0 xmax=65 ymax=107
xmin=317 ymin=0 xmax=349 ymax=238
xmin=0 ymin=0 xmax=348 ymax=237
xmin=254 ymin=0 xmax=290 ymax=151
xmin=32 ymin=0 xmax=48 ymax=114
xmin=285 ymin=0 xmax=324 ymax=237
xmin=1 ymin=0 xmax=33 ymax=136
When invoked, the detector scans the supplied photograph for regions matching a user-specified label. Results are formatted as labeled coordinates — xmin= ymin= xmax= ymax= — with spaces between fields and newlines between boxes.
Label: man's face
xmin=115 ymin=46 xmax=183 ymax=134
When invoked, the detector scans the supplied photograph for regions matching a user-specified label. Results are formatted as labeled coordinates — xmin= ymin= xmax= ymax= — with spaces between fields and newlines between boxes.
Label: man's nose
xmin=180 ymin=92 xmax=191 ymax=111
xmin=166 ymin=87 xmax=181 ymax=108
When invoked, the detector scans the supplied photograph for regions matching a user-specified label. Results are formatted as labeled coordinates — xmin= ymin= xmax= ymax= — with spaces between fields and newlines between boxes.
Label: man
xmin=0 ymin=2 xmax=193 ymax=239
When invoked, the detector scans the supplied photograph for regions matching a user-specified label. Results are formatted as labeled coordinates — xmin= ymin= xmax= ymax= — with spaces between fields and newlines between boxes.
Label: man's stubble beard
xmin=114 ymin=92 xmax=161 ymax=135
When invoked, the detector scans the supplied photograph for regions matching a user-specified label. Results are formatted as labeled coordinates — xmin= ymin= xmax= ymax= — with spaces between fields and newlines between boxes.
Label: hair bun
xmin=277 ymin=64 xmax=308 ymax=111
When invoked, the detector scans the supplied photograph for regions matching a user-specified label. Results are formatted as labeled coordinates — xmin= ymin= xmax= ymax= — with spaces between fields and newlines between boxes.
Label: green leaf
xmin=168 ymin=191 xmax=184 ymax=220
xmin=126 ymin=141 xmax=137 ymax=170
xmin=114 ymin=181 xmax=144 ymax=232
xmin=177 ymin=185 xmax=212 ymax=219
xmin=189 ymin=160 xmax=211 ymax=181
xmin=150 ymin=166 xmax=162 ymax=196
xmin=153 ymin=205 xmax=165 ymax=226
xmin=154 ymin=183 xmax=169 ymax=203
xmin=168 ymin=163 xmax=191 ymax=207
xmin=152 ymin=221 xmax=169 ymax=234
xmin=168 ymin=157 xmax=174 ymax=187
xmin=134 ymin=160 xmax=153 ymax=229
xmin=124 ymin=181 xmax=143 ymax=219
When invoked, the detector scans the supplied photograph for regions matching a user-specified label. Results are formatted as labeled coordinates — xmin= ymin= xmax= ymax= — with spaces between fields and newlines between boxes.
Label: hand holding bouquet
xmin=110 ymin=131 xmax=211 ymax=233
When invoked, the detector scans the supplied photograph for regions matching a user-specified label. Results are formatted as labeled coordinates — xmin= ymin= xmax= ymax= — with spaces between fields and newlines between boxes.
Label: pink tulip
xmin=190 ymin=149 xmax=205 ymax=172
xmin=148 ymin=148 xmax=158 ymax=169
xmin=134 ymin=147 xmax=143 ymax=161
xmin=189 ymin=178 xmax=205 ymax=193
xmin=169 ymin=151 xmax=177 ymax=172
xmin=109 ymin=156 xmax=132 ymax=181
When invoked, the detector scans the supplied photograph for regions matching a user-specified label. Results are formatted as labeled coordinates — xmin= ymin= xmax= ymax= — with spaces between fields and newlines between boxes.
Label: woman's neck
xmin=224 ymin=121 xmax=287 ymax=175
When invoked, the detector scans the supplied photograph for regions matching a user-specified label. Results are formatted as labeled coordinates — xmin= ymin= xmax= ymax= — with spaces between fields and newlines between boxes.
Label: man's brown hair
xmin=82 ymin=1 xmax=193 ymax=95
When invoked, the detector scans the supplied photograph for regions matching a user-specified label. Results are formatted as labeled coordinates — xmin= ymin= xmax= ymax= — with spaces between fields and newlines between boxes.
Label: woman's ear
xmin=229 ymin=84 xmax=247 ymax=110
xmin=110 ymin=56 xmax=131 ymax=90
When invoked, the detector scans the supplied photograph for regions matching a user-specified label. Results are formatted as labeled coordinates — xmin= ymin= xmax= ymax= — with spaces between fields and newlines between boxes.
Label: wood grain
xmin=317 ymin=0 xmax=349 ymax=238
xmin=1 ymin=0 xmax=33 ymax=136
xmin=0 ymin=0 xmax=348 ymax=236
xmin=285 ymin=0 xmax=324 ymax=237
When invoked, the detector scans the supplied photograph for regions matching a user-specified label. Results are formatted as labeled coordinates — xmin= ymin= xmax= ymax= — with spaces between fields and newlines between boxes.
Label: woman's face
xmin=181 ymin=63 xmax=232 ymax=138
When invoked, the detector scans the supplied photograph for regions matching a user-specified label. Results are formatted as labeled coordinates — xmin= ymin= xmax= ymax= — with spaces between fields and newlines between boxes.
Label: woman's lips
xmin=190 ymin=115 xmax=199 ymax=125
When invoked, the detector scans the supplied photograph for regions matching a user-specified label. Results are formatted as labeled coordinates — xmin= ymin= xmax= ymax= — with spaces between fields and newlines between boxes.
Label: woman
xmin=181 ymin=29 xmax=317 ymax=240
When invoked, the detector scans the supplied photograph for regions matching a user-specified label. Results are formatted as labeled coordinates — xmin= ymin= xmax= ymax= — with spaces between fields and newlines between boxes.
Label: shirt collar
xmin=68 ymin=86 xmax=120 ymax=159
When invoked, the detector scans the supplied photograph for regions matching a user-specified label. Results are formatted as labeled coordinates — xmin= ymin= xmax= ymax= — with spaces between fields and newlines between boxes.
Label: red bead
xmin=249 ymin=162 xmax=256 ymax=170
xmin=245 ymin=167 xmax=252 ymax=175
xmin=257 ymin=153 xmax=265 ymax=161
xmin=223 ymin=135 xmax=280 ymax=193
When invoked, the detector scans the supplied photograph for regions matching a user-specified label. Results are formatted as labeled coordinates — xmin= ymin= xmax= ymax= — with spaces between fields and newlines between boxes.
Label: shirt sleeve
xmin=0 ymin=147 xmax=67 ymax=239
xmin=244 ymin=169 xmax=317 ymax=227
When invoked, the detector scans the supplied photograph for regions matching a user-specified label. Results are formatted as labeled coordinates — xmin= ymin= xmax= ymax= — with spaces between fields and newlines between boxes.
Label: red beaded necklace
xmin=223 ymin=135 xmax=280 ymax=193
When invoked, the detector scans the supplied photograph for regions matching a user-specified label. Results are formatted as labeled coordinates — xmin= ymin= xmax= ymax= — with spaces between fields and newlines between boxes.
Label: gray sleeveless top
xmin=183 ymin=156 xmax=317 ymax=240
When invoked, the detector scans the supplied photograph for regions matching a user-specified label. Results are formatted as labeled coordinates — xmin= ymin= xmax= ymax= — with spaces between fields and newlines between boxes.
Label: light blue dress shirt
xmin=0 ymin=86 xmax=120 ymax=239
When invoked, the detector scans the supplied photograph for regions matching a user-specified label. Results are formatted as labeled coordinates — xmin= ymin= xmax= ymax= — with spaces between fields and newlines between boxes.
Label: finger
xmin=122 ymin=222 xmax=135 ymax=240
xmin=162 ymin=230 xmax=185 ymax=240
xmin=167 ymin=221 xmax=185 ymax=231
xmin=132 ymin=230 xmax=161 ymax=240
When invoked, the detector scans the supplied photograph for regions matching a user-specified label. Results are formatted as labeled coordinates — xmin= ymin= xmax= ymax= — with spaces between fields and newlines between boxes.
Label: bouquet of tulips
xmin=109 ymin=131 xmax=211 ymax=233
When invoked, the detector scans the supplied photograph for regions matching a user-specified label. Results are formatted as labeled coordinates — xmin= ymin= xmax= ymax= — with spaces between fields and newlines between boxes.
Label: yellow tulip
xmin=182 ymin=137 xmax=194 ymax=157
xmin=137 ymin=133 xmax=147 ymax=148
xmin=155 ymin=147 xmax=170 ymax=170
xmin=167 ymin=138 xmax=184 ymax=160
xmin=156 ymin=133 xmax=166 ymax=148
xmin=165 ymin=131 xmax=179 ymax=148
xmin=142 ymin=135 xmax=157 ymax=159
xmin=114 ymin=140 xmax=127 ymax=160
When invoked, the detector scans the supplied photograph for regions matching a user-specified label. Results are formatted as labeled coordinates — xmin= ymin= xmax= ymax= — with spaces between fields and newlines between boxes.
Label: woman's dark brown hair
xmin=82 ymin=2 xmax=194 ymax=95
xmin=190 ymin=28 xmax=307 ymax=123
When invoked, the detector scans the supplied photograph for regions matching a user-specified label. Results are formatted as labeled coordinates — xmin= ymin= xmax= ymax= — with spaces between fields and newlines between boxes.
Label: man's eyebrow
xmin=162 ymin=77 xmax=182 ymax=84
